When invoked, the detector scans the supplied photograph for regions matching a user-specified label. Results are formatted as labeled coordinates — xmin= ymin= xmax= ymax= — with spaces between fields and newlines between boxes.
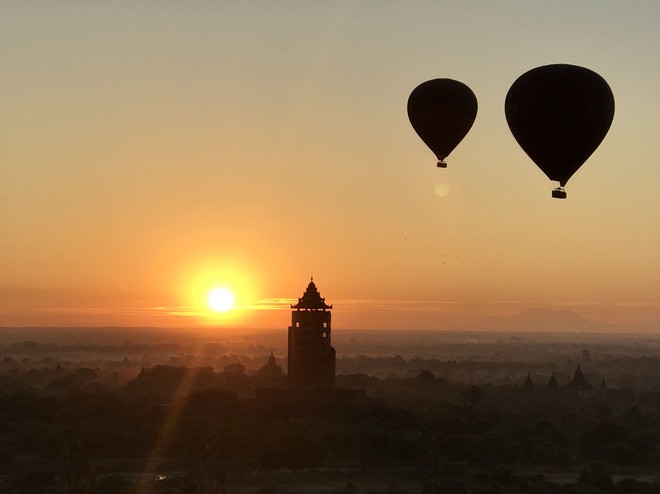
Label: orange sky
xmin=2 ymin=3 xmax=660 ymax=332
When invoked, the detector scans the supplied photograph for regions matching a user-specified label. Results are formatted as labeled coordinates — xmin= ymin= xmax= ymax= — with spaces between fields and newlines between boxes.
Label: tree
xmin=462 ymin=384 xmax=486 ymax=409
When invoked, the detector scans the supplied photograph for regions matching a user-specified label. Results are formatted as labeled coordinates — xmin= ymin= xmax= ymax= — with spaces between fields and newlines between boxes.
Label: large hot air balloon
xmin=505 ymin=64 xmax=615 ymax=198
xmin=407 ymin=79 xmax=478 ymax=168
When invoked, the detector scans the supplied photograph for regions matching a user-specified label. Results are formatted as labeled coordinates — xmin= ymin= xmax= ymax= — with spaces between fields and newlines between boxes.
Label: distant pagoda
xmin=287 ymin=278 xmax=335 ymax=389
xmin=569 ymin=363 xmax=592 ymax=394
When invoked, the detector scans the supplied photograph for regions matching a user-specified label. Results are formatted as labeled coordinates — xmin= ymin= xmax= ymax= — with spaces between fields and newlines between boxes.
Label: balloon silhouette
xmin=407 ymin=79 xmax=478 ymax=168
xmin=505 ymin=64 xmax=615 ymax=198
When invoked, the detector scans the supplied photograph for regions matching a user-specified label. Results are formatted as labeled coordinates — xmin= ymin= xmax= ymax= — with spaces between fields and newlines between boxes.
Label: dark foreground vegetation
xmin=4 ymin=331 xmax=660 ymax=492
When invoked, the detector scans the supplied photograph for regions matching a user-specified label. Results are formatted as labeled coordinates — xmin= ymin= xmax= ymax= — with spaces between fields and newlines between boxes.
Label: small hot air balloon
xmin=407 ymin=79 xmax=478 ymax=168
xmin=505 ymin=64 xmax=615 ymax=198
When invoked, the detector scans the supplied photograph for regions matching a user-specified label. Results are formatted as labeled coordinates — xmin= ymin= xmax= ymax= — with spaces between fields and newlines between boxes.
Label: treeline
xmin=7 ymin=353 xmax=660 ymax=393
xmin=5 ymin=362 xmax=660 ymax=492
xmin=6 ymin=338 xmax=660 ymax=493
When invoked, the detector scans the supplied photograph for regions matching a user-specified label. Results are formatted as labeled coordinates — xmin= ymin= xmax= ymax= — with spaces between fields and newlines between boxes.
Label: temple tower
xmin=287 ymin=278 xmax=335 ymax=389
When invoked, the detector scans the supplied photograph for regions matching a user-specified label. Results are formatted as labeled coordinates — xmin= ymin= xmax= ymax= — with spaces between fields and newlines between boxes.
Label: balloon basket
xmin=437 ymin=160 xmax=447 ymax=168
xmin=552 ymin=187 xmax=567 ymax=199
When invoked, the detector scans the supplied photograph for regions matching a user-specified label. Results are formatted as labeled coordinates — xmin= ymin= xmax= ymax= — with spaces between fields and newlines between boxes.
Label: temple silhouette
xmin=287 ymin=278 xmax=336 ymax=390
xmin=255 ymin=278 xmax=365 ymax=407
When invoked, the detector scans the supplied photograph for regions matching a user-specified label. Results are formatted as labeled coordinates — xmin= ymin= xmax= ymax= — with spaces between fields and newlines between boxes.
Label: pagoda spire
xmin=291 ymin=278 xmax=332 ymax=310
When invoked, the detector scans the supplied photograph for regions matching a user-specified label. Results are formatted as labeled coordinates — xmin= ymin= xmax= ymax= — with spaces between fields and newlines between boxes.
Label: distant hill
xmin=465 ymin=308 xmax=618 ymax=333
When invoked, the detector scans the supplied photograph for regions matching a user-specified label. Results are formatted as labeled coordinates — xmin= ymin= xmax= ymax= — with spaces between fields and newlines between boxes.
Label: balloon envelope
xmin=505 ymin=64 xmax=615 ymax=188
xmin=407 ymin=79 xmax=478 ymax=166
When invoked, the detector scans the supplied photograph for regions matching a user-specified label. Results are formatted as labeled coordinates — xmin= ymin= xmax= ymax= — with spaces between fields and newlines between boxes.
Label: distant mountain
xmin=465 ymin=308 xmax=618 ymax=333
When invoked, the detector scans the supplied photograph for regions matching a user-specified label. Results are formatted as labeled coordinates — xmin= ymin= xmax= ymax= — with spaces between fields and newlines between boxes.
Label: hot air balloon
xmin=505 ymin=64 xmax=615 ymax=198
xmin=407 ymin=79 xmax=478 ymax=168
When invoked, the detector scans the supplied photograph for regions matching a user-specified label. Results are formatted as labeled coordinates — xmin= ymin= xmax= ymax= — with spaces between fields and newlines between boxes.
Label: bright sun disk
xmin=208 ymin=287 xmax=235 ymax=312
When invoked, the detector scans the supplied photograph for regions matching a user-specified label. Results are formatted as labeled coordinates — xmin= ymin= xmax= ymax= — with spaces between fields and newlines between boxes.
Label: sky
xmin=2 ymin=1 xmax=660 ymax=331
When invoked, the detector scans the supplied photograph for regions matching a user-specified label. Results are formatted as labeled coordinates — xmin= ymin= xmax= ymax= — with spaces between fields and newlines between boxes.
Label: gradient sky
xmin=2 ymin=1 xmax=660 ymax=331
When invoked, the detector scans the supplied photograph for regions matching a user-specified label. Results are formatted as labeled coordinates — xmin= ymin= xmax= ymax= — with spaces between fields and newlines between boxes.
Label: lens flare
xmin=434 ymin=183 xmax=450 ymax=197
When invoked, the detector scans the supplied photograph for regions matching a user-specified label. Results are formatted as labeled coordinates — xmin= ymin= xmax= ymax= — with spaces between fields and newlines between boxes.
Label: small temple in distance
xmin=287 ymin=278 xmax=336 ymax=390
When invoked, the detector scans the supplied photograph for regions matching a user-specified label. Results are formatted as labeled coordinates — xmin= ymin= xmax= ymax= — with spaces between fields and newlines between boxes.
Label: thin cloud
xmin=240 ymin=298 xmax=298 ymax=311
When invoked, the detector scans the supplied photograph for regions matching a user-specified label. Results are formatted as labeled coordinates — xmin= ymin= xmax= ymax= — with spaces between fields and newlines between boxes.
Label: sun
xmin=208 ymin=287 xmax=235 ymax=312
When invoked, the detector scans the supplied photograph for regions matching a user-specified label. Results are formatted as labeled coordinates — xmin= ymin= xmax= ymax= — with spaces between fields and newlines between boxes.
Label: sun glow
xmin=177 ymin=256 xmax=265 ymax=325
xmin=208 ymin=287 xmax=235 ymax=312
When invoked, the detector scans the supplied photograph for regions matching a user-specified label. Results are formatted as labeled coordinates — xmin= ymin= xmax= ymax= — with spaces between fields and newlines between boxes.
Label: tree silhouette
xmin=462 ymin=384 xmax=486 ymax=409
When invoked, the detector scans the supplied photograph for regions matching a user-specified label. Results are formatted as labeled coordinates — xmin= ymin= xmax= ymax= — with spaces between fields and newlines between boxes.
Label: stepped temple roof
xmin=291 ymin=278 xmax=332 ymax=310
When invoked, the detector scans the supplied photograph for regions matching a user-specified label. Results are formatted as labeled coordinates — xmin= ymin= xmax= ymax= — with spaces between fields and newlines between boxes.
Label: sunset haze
xmin=2 ymin=2 xmax=660 ymax=331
